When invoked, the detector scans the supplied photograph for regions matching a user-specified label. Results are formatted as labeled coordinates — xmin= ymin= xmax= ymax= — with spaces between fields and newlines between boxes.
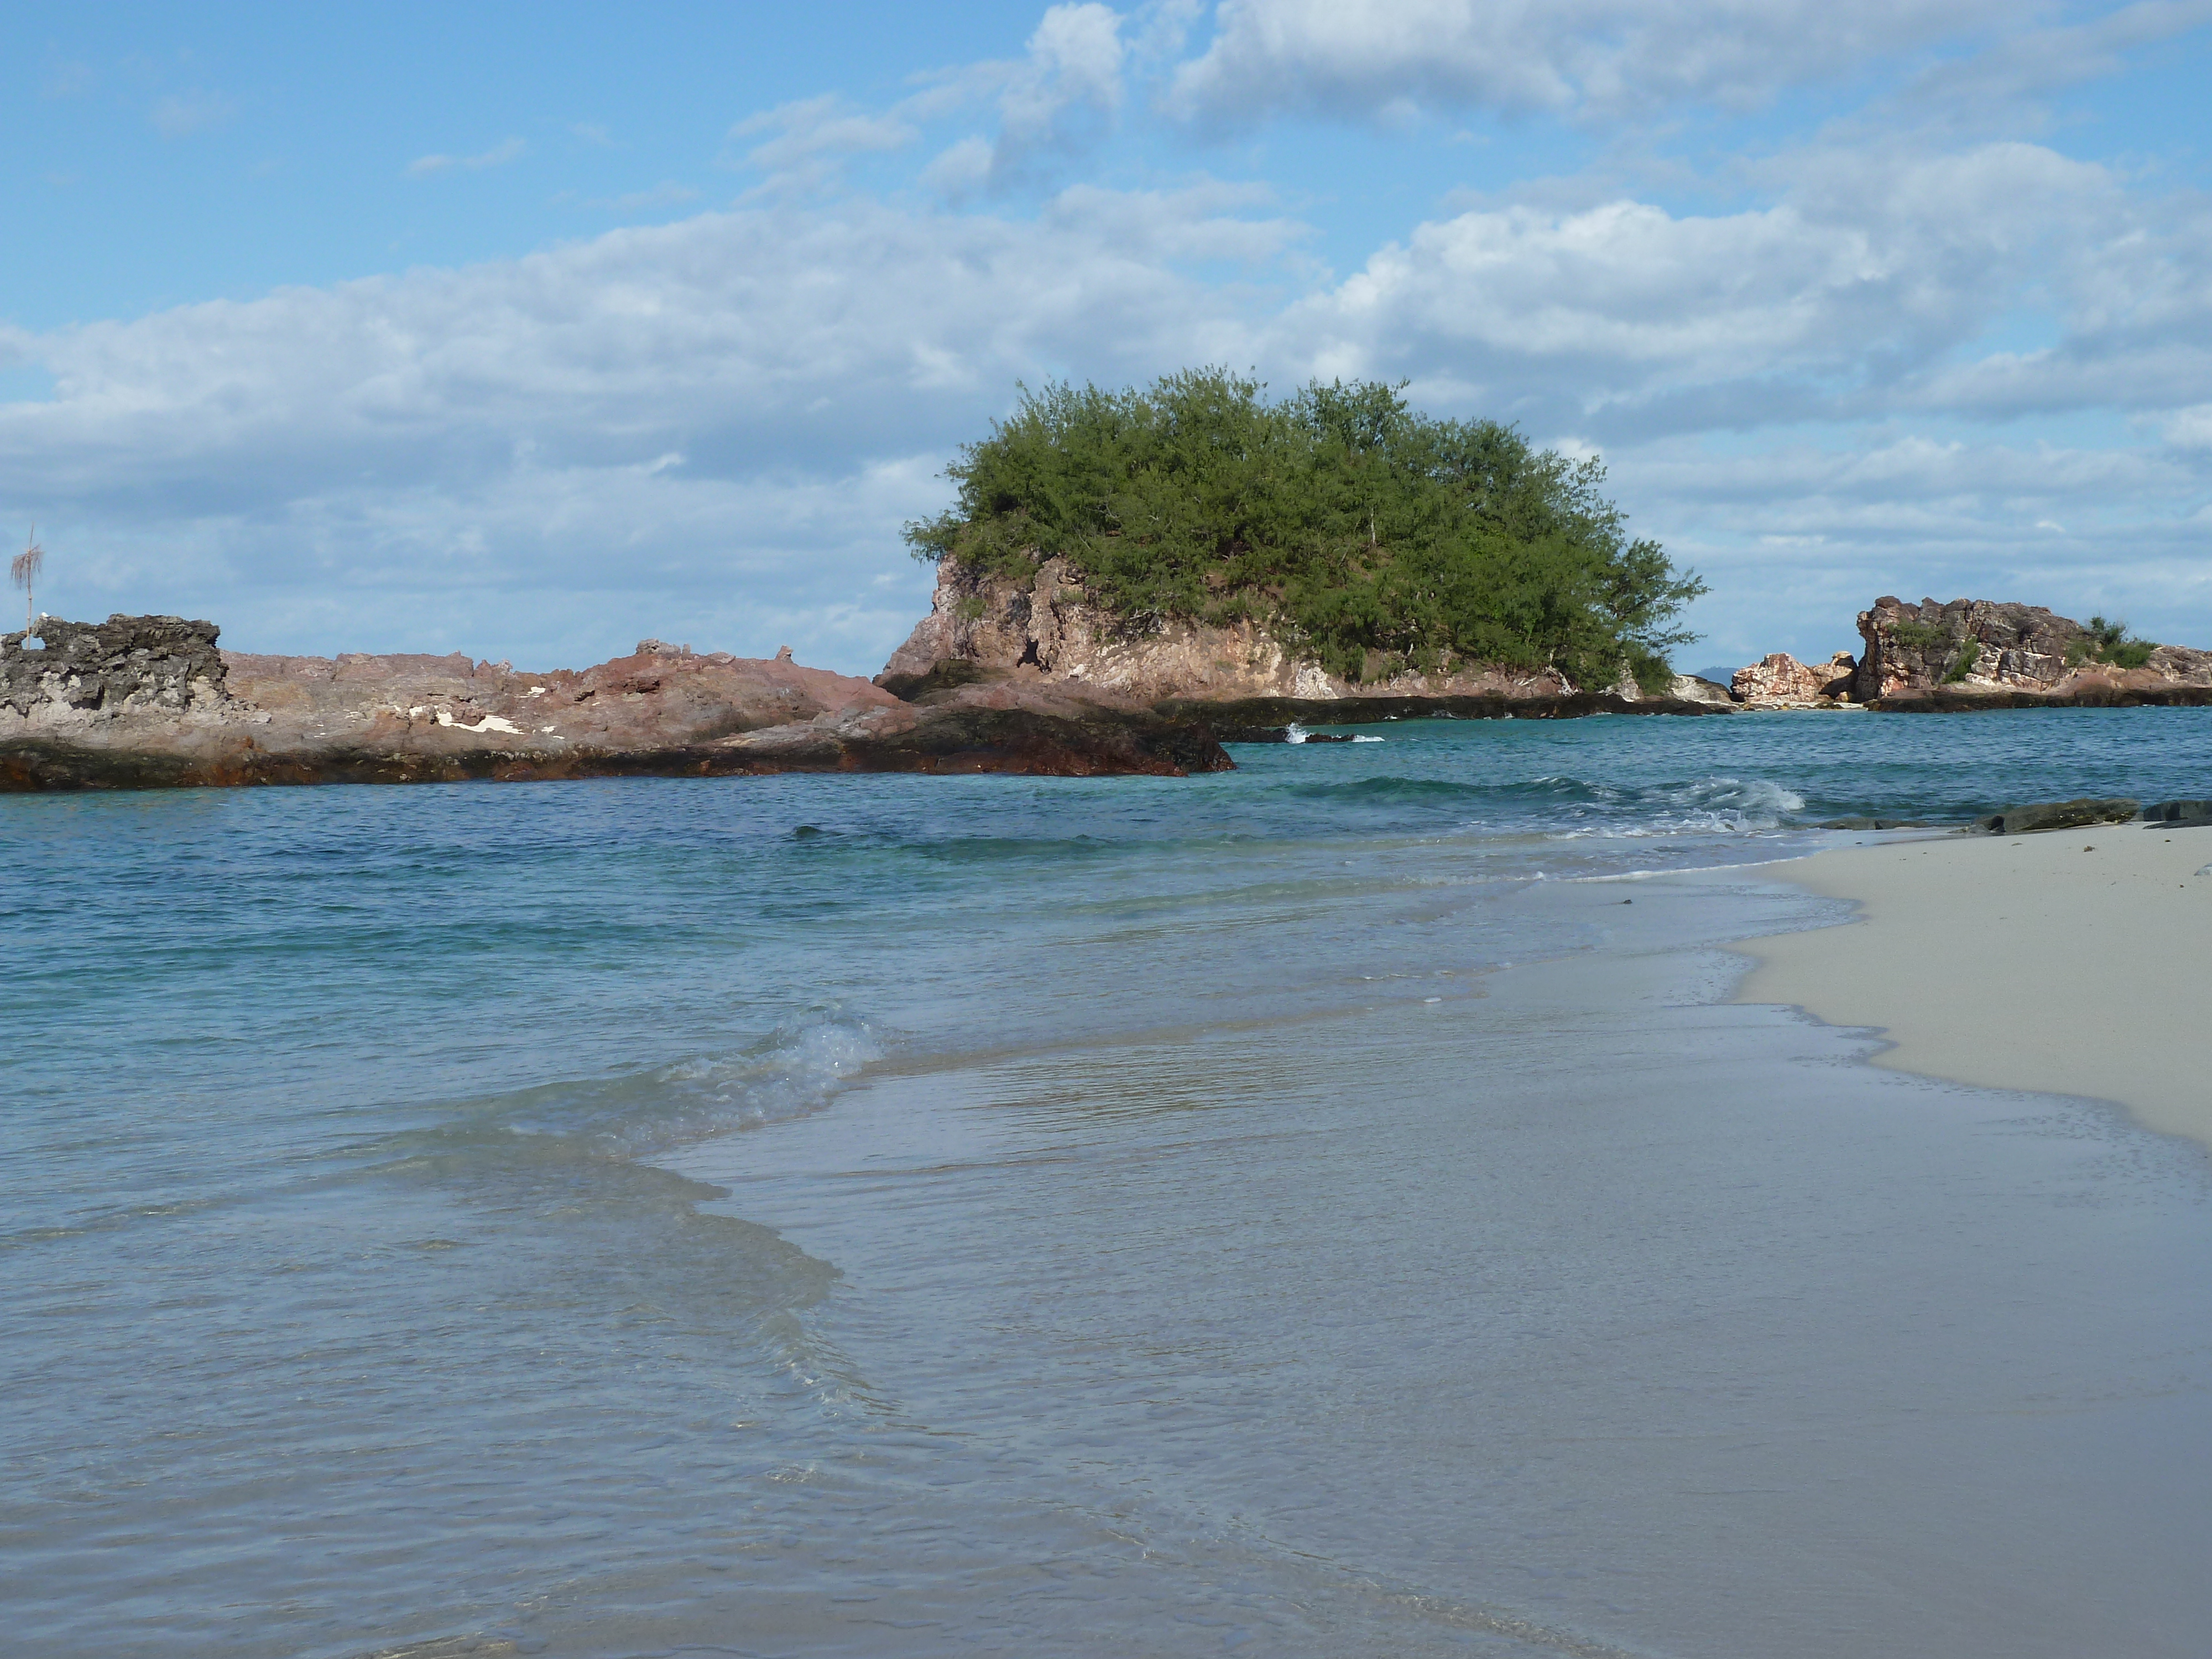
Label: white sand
xmin=1736 ymin=825 xmax=2212 ymax=1149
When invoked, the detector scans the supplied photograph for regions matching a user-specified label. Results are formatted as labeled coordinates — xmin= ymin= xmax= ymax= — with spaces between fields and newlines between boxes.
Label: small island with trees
xmin=901 ymin=370 xmax=1706 ymax=697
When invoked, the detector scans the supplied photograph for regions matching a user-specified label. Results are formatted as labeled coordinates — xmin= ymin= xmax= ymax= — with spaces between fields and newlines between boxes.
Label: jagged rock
xmin=1730 ymin=652 xmax=1856 ymax=706
xmin=1 ymin=618 xmax=1230 ymax=791
xmin=1 ymin=614 xmax=228 ymax=721
xmin=879 ymin=554 xmax=1577 ymax=703
xmin=1977 ymin=798 xmax=2141 ymax=836
xmin=1667 ymin=675 xmax=1738 ymax=707
xmin=1854 ymin=598 xmax=2212 ymax=701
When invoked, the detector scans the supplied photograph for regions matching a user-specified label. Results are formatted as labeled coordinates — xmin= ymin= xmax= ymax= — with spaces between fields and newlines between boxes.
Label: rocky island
xmin=1725 ymin=598 xmax=2212 ymax=709
xmin=0 ymin=614 xmax=1229 ymax=791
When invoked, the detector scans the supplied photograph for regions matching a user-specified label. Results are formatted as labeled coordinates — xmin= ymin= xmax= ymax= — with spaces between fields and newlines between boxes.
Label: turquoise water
xmin=8 ymin=708 xmax=2212 ymax=1657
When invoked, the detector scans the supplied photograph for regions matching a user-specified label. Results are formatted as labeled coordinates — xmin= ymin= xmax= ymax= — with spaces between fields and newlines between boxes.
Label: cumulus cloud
xmin=1168 ymin=0 xmax=2022 ymax=126
xmin=1264 ymin=140 xmax=2189 ymax=440
xmin=0 ymin=191 xmax=1265 ymax=667
xmin=906 ymin=2 xmax=1131 ymax=196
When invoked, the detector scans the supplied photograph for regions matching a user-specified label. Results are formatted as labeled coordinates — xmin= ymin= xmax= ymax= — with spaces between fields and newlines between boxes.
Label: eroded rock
xmin=2 ymin=614 xmax=228 ymax=722
xmin=1730 ymin=652 xmax=1856 ymax=706
xmin=1855 ymin=598 xmax=2212 ymax=701
xmin=879 ymin=554 xmax=1579 ymax=704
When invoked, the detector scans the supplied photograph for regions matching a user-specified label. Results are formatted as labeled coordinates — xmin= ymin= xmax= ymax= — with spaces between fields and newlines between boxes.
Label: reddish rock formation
xmin=0 ymin=618 xmax=1229 ymax=791
xmin=1730 ymin=651 xmax=1857 ymax=706
xmin=1854 ymin=598 xmax=2212 ymax=702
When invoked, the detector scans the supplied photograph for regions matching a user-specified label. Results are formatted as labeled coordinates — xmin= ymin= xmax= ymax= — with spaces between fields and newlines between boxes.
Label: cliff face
xmin=1 ymin=624 xmax=1228 ymax=791
xmin=1854 ymin=598 xmax=2212 ymax=701
xmin=880 ymin=555 xmax=1579 ymax=703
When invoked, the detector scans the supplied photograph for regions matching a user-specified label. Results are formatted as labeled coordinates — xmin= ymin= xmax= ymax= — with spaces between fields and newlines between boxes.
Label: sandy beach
xmin=1738 ymin=823 xmax=2212 ymax=1150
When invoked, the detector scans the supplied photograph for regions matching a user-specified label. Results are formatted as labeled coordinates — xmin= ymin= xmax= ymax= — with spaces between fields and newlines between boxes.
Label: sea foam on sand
xmin=1738 ymin=826 xmax=2212 ymax=1149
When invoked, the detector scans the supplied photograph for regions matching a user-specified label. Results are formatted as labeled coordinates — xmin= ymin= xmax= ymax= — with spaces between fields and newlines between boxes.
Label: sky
xmin=5 ymin=0 xmax=2212 ymax=676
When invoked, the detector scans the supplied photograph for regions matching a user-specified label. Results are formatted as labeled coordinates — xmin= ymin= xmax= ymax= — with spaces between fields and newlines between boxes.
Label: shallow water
xmin=7 ymin=708 xmax=2212 ymax=1656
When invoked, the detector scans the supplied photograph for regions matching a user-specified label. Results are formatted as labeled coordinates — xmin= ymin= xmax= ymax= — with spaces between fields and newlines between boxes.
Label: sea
xmin=8 ymin=706 xmax=2212 ymax=1659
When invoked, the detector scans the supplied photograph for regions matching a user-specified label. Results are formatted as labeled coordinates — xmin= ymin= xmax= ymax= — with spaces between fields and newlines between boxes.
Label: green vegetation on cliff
xmin=905 ymin=370 xmax=1705 ymax=691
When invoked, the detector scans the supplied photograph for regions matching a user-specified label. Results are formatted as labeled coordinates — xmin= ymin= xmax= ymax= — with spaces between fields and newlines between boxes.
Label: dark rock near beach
xmin=2142 ymin=799 xmax=2212 ymax=826
xmin=1977 ymin=798 xmax=2141 ymax=836
xmin=1 ymin=616 xmax=1230 ymax=792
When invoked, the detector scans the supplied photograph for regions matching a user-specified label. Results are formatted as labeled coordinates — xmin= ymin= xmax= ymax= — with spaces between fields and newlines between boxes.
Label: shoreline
xmin=1731 ymin=826 xmax=2212 ymax=1151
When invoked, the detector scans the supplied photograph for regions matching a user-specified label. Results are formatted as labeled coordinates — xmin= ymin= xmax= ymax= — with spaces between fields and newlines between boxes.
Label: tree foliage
xmin=905 ymin=370 xmax=1704 ymax=692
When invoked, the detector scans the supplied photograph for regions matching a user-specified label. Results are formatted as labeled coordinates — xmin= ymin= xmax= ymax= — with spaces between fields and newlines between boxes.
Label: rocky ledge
xmin=0 ymin=618 xmax=1229 ymax=792
xmin=879 ymin=552 xmax=1738 ymax=721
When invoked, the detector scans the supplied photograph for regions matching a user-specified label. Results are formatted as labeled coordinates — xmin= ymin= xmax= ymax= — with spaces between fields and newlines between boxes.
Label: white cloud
xmin=0 ymin=191 xmax=1262 ymax=669
xmin=1168 ymin=0 xmax=2025 ymax=126
xmin=906 ymin=2 xmax=1132 ymax=196
xmin=1265 ymin=140 xmax=2195 ymax=440
xmin=729 ymin=96 xmax=917 ymax=193
xmin=406 ymin=138 xmax=529 ymax=176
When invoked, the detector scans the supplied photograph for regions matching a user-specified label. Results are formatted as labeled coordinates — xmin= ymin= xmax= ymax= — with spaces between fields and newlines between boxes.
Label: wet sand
xmin=1737 ymin=824 xmax=2212 ymax=1150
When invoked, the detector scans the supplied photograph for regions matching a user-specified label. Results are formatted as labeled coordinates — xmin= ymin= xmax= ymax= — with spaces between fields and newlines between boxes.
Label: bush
xmin=1890 ymin=619 xmax=1953 ymax=651
xmin=905 ymin=371 xmax=1705 ymax=691
xmin=1942 ymin=640 xmax=1982 ymax=684
xmin=2064 ymin=615 xmax=2157 ymax=670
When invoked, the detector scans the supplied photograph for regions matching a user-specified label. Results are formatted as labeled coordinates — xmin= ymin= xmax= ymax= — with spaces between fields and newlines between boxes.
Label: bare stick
xmin=10 ymin=528 xmax=43 ymax=632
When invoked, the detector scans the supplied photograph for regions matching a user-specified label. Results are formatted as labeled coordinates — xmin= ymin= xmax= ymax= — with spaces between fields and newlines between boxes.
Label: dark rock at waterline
xmin=2142 ymin=799 xmax=2212 ymax=826
xmin=1976 ymin=798 xmax=2142 ymax=836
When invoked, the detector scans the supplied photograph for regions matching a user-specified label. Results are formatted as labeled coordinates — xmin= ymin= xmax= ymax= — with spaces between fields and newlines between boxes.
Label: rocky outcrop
xmin=880 ymin=554 xmax=1579 ymax=705
xmin=1666 ymin=675 xmax=1739 ymax=707
xmin=1 ymin=622 xmax=1230 ymax=791
xmin=1976 ymin=798 xmax=2141 ymax=835
xmin=2 ymin=614 xmax=228 ymax=721
xmin=1855 ymin=598 xmax=2212 ymax=702
xmin=1730 ymin=652 xmax=1856 ymax=707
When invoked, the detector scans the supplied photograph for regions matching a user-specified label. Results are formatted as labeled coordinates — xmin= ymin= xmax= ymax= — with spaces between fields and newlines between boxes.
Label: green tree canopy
xmin=905 ymin=369 xmax=1705 ymax=692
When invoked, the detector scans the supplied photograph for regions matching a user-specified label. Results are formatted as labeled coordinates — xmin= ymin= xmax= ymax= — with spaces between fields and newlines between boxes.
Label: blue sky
xmin=6 ymin=0 xmax=2212 ymax=675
